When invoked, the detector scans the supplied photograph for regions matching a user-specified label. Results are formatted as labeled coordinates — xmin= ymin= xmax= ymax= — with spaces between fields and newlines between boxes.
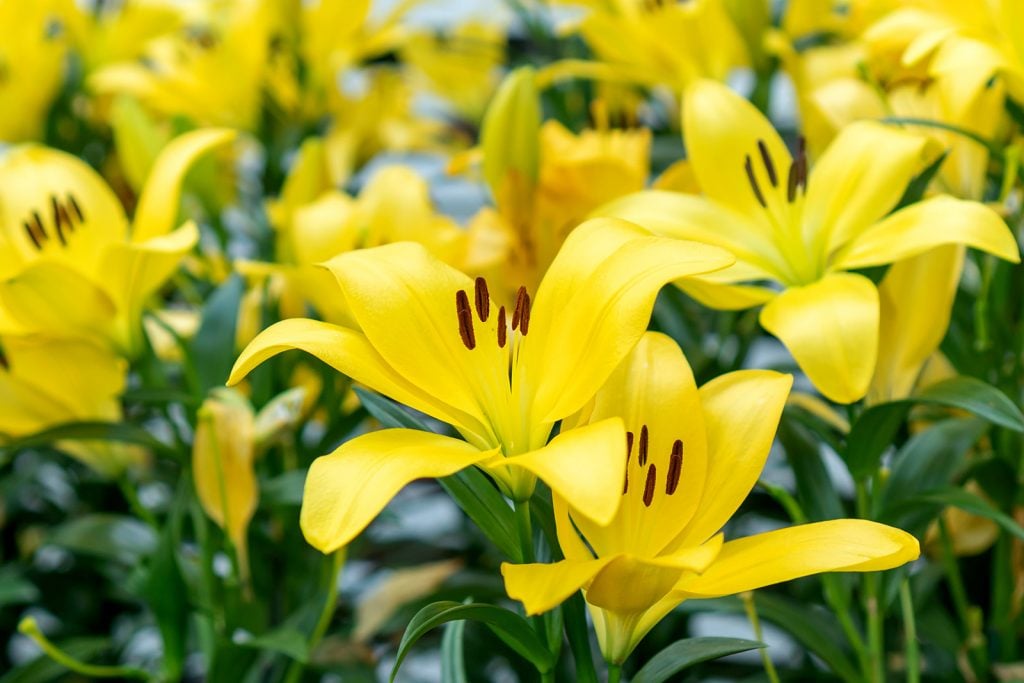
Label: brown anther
xmin=796 ymin=135 xmax=808 ymax=189
xmin=455 ymin=290 xmax=476 ymax=350
xmin=642 ymin=464 xmax=657 ymax=507
xmin=497 ymin=306 xmax=507 ymax=348
xmin=666 ymin=440 xmax=683 ymax=495
xmin=623 ymin=431 xmax=634 ymax=494
xmin=67 ymin=194 xmax=85 ymax=223
xmin=744 ymin=155 xmax=767 ymax=208
xmin=474 ymin=277 xmax=490 ymax=322
xmin=519 ymin=291 xmax=531 ymax=335
xmin=787 ymin=161 xmax=798 ymax=203
xmin=51 ymin=196 xmax=70 ymax=245
xmin=22 ymin=221 xmax=42 ymax=250
xmin=757 ymin=139 xmax=777 ymax=187
xmin=638 ymin=424 xmax=649 ymax=466
xmin=511 ymin=286 xmax=528 ymax=331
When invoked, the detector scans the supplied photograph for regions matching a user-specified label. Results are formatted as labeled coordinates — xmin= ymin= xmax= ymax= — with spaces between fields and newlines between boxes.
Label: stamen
xmin=638 ymin=424 xmax=649 ymax=466
xmin=22 ymin=222 xmax=42 ymax=250
xmin=787 ymin=161 xmax=798 ymax=203
xmin=520 ymin=291 xmax=531 ymax=335
xmin=623 ymin=431 xmax=634 ymax=494
xmin=51 ymin=195 xmax=69 ymax=245
xmin=757 ymin=139 xmax=777 ymax=187
xmin=642 ymin=464 xmax=657 ymax=508
xmin=511 ymin=286 xmax=527 ymax=330
xmin=796 ymin=135 xmax=808 ymax=190
xmin=497 ymin=306 xmax=507 ymax=348
xmin=666 ymin=440 xmax=683 ymax=495
xmin=67 ymin=194 xmax=85 ymax=223
xmin=474 ymin=277 xmax=490 ymax=322
xmin=743 ymin=155 xmax=767 ymax=208
xmin=455 ymin=289 xmax=476 ymax=350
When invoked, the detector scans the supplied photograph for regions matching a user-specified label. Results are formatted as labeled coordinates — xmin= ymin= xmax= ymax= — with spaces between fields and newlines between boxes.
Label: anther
xmin=623 ymin=431 xmax=634 ymax=494
xmin=666 ymin=440 xmax=683 ymax=495
xmin=455 ymin=290 xmax=476 ymax=350
xmin=22 ymin=222 xmax=42 ymax=250
xmin=642 ymin=464 xmax=657 ymax=508
xmin=51 ymin=196 xmax=69 ymax=245
xmin=474 ymin=277 xmax=490 ymax=322
xmin=638 ymin=424 xmax=649 ymax=466
xmin=67 ymin=194 xmax=85 ymax=223
xmin=787 ymin=162 xmax=798 ymax=203
xmin=757 ymin=139 xmax=777 ymax=187
xmin=511 ymin=286 xmax=528 ymax=331
xmin=520 ymin=291 xmax=531 ymax=335
xmin=796 ymin=135 xmax=808 ymax=190
xmin=743 ymin=155 xmax=767 ymax=208
xmin=497 ymin=306 xmax=507 ymax=348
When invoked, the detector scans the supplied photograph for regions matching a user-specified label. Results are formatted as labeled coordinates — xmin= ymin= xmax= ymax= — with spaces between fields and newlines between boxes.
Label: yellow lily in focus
xmin=0 ymin=335 xmax=140 ymax=476
xmin=0 ymin=128 xmax=235 ymax=356
xmin=597 ymin=80 xmax=1020 ymax=403
xmin=502 ymin=332 xmax=920 ymax=664
xmin=228 ymin=218 xmax=734 ymax=552
xmin=0 ymin=0 xmax=68 ymax=143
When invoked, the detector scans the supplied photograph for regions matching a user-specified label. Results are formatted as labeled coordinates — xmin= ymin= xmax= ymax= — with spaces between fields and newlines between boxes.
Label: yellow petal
xmin=805 ymin=121 xmax=938 ymax=256
xmin=0 ymin=262 xmax=117 ymax=344
xmin=869 ymin=246 xmax=964 ymax=404
xmin=228 ymin=318 xmax=492 ymax=445
xmin=321 ymin=243 xmax=505 ymax=442
xmin=832 ymin=195 xmax=1021 ymax=269
xmin=502 ymin=557 xmax=613 ymax=616
xmin=132 ymin=128 xmax=237 ymax=242
xmin=682 ymin=79 xmax=792 ymax=225
xmin=288 ymin=191 xmax=358 ymax=265
xmin=677 ymin=520 xmax=920 ymax=597
xmin=678 ymin=278 xmax=777 ymax=311
xmin=504 ymin=417 xmax=626 ymax=526
xmin=301 ymin=429 xmax=494 ymax=553
xmin=525 ymin=218 xmax=734 ymax=424
xmin=673 ymin=369 xmax=791 ymax=549
xmin=760 ymin=272 xmax=878 ymax=404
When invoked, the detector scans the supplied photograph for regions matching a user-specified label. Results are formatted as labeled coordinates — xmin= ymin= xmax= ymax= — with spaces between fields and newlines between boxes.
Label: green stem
xmin=607 ymin=662 xmax=622 ymax=683
xmin=937 ymin=518 xmax=988 ymax=679
xmin=857 ymin=480 xmax=885 ymax=683
xmin=899 ymin=579 xmax=919 ymax=683
xmin=564 ymin=594 xmax=598 ymax=683
xmin=742 ymin=592 xmax=781 ymax=683
xmin=514 ymin=499 xmax=535 ymax=564
xmin=284 ymin=548 xmax=346 ymax=683
xmin=19 ymin=617 xmax=148 ymax=680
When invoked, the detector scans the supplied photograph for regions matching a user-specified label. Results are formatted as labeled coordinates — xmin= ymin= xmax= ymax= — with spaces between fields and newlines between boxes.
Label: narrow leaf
xmin=631 ymin=637 xmax=764 ymax=683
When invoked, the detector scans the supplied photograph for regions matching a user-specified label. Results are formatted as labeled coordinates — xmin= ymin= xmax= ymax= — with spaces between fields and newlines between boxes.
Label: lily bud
xmin=480 ymin=66 xmax=541 ymax=209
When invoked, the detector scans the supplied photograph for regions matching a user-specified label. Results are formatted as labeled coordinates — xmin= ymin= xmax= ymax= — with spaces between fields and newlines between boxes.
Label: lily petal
xmin=760 ymin=272 xmax=878 ymax=404
xmin=676 ymin=520 xmax=920 ymax=597
xmin=526 ymin=218 xmax=733 ymax=424
xmin=833 ymin=195 xmax=1020 ymax=269
xmin=301 ymin=429 xmax=495 ymax=553
xmin=228 ymin=318 xmax=493 ymax=445
xmin=505 ymin=418 xmax=626 ymax=526
xmin=0 ymin=262 xmax=117 ymax=343
xmin=805 ymin=121 xmax=938 ymax=255
xmin=673 ymin=369 xmax=792 ymax=549
xmin=132 ymin=128 xmax=237 ymax=242
xmin=502 ymin=557 xmax=613 ymax=616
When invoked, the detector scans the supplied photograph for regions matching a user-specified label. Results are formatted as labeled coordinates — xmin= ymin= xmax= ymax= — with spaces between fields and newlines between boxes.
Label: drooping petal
xmin=804 ymin=121 xmax=938 ymax=256
xmin=676 ymin=520 xmax=920 ymax=598
xmin=672 ymin=369 xmax=792 ymax=549
xmin=869 ymin=246 xmax=964 ymax=404
xmin=132 ymin=128 xmax=237 ymax=241
xmin=504 ymin=417 xmax=626 ymax=526
xmin=301 ymin=429 xmax=495 ymax=553
xmin=0 ymin=262 xmax=117 ymax=344
xmin=502 ymin=557 xmax=613 ymax=616
xmin=760 ymin=272 xmax=878 ymax=404
xmin=228 ymin=318 xmax=493 ymax=446
xmin=570 ymin=332 xmax=710 ymax=558
xmin=682 ymin=79 xmax=792 ymax=226
xmin=525 ymin=218 xmax=734 ymax=425
xmin=832 ymin=195 xmax=1020 ymax=269
xmin=322 ymin=242 xmax=508 ymax=440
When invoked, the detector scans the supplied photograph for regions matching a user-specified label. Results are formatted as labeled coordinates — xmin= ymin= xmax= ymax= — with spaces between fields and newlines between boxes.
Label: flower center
xmin=623 ymin=425 xmax=684 ymax=507
xmin=454 ymin=277 xmax=531 ymax=351
xmin=20 ymin=193 xmax=87 ymax=251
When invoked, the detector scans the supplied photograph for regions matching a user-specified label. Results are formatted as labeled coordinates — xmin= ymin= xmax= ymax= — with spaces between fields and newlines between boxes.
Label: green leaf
xmin=261 ymin=469 xmax=307 ymax=506
xmin=236 ymin=627 xmax=309 ymax=663
xmin=48 ymin=514 xmax=157 ymax=562
xmin=779 ymin=413 xmax=844 ymax=521
xmin=631 ymin=637 xmax=764 ymax=683
xmin=191 ymin=274 xmax=245 ymax=396
xmin=0 ymin=420 xmax=178 ymax=463
xmin=892 ymin=488 xmax=1024 ymax=542
xmin=353 ymin=387 xmax=433 ymax=432
xmin=391 ymin=601 xmax=554 ymax=681
xmin=845 ymin=403 xmax=908 ymax=480
xmin=894 ymin=149 xmax=950 ymax=209
xmin=141 ymin=526 xmax=189 ymax=681
xmin=0 ymin=568 xmax=39 ymax=608
xmin=438 ymin=468 xmax=520 ymax=561
xmin=440 ymin=619 xmax=468 ymax=683
xmin=912 ymin=376 xmax=1024 ymax=432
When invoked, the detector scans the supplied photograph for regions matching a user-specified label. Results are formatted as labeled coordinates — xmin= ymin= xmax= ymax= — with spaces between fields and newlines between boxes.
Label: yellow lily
xmin=0 ymin=335 xmax=140 ymax=476
xmin=228 ymin=218 xmax=734 ymax=552
xmin=0 ymin=128 xmax=235 ymax=356
xmin=0 ymin=0 xmax=69 ymax=142
xmin=502 ymin=332 xmax=920 ymax=664
xmin=597 ymin=80 xmax=1020 ymax=403
xmin=64 ymin=0 xmax=181 ymax=76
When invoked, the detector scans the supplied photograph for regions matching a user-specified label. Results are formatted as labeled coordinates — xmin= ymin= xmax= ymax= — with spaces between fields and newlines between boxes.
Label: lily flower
xmin=0 ymin=128 xmax=235 ymax=356
xmin=502 ymin=332 xmax=920 ymax=664
xmin=597 ymin=80 xmax=1020 ymax=403
xmin=228 ymin=218 xmax=733 ymax=552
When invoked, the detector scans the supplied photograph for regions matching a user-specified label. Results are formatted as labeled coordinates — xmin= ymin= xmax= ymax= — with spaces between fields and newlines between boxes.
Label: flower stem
xmin=284 ymin=548 xmax=346 ymax=683
xmin=856 ymin=480 xmax=885 ymax=683
xmin=514 ymin=499 xmax=535 ymax=564
xmin=19 ymin=617 xmax=148 ymax=680
xmin=899 ymin=578 xmax=919 ymax=683
xmin=607 ymin=662 xmax=622 ymax=683
xmin=741 ymin=591 xmax=780 ymax=683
